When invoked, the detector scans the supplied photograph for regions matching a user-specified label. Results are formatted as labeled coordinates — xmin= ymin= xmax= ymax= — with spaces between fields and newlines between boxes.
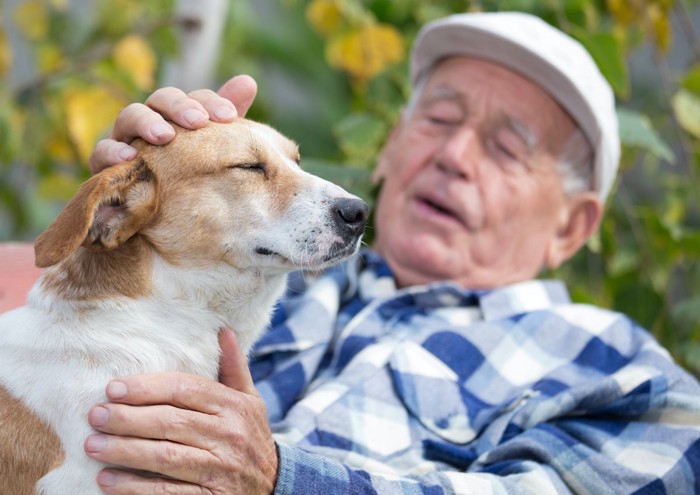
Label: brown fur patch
xmin=40 ymin=235 xmax=153 ymax=301
xmin=0 ymin=386 xmax=64 ymax=494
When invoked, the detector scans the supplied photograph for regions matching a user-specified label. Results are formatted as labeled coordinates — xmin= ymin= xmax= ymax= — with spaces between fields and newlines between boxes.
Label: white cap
xmin=411 ymin=11 xmax=620 ymax=201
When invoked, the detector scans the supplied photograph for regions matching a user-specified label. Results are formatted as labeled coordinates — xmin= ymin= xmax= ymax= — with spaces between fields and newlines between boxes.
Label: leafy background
xmin=1 ymin=0 xmax=699 ymax=375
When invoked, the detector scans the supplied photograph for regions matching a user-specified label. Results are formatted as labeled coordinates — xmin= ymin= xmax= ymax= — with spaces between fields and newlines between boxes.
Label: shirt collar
xmin=358 ymin=250 xmax=571 ymax=320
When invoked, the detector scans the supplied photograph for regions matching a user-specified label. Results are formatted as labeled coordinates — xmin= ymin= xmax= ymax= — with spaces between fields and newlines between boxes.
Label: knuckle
xmin=88 ymin=140 xmax=115 ymax=174
xmin=169 ymin=373 xmax=194 ymax=403
xmin=90 ymin=139 xmax=110 ymax=159
xmin=170 ymin=373 xmax=212 ymax=405
xmin=153 ymin=478 xmax=178 ymax=495
xmin=156 ymin=441 xmax=184 ymax=471
xmin=165 ymin=407 xmax=195 ymax=436
xmin=118 ymin=102 xmax=146 ymax=119
xmin=107 ymin=403 xmax=130 ymax=426
xmin=187 ymin=88 xmax=217 ymax=99
xmin=147 ymin=86 xmax=184 ymax=102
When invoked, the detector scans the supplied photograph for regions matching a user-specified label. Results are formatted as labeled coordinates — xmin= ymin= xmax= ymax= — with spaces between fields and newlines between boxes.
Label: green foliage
xmin=1 ymin=0 xmax=699 ymax=375
xmin=0 ymin=0 xmax=175 ymax=239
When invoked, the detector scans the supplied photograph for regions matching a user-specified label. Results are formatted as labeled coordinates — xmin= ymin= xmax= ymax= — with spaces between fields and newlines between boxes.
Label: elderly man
xmin=84 ymin=12 xmax=700 ymax=495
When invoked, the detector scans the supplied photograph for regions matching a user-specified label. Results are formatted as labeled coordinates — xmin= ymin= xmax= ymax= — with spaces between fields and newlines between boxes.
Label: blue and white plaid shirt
xmin=250 ymin=250 xmax=700 ymax=494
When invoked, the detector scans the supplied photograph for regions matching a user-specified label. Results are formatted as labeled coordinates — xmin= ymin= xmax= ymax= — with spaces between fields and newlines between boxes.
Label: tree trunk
xmin=161 ymin=0 xmax=229 ymax=92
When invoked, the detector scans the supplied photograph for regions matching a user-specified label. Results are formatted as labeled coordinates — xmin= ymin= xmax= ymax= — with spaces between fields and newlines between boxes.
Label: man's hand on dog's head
xmin=89 ymin=74 xmax=258 ymax=175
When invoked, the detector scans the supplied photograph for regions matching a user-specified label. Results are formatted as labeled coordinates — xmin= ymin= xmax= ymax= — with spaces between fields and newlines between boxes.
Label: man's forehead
xmin=419 ymin=82 xmax=539 ymax=151
xmin=422 ymin=84 xmax=462 ymax=102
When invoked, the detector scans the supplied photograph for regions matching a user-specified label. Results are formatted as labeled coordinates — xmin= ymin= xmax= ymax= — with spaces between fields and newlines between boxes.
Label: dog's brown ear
xmin=35 ymin=159 xmax=157 ymax=268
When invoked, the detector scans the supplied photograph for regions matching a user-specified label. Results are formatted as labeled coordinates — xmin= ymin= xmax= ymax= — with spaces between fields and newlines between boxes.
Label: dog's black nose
xmin=333 ymin=198 xmax=368 ymax=237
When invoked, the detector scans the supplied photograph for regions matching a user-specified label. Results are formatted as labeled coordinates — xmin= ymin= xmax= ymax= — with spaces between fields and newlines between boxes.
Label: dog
xmin=0 ymin=119 xmax=368 ymax=494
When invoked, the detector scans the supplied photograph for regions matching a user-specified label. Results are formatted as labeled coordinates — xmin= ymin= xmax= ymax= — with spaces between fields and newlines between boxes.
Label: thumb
xmin=218 ymin=328 xmax=258 ymax=396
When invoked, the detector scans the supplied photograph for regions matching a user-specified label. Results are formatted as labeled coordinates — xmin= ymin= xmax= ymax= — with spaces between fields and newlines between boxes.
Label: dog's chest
xmin=0 ymin=301 xmax=222 ymax=407
xmin=0 ymin=293 xmax=225 ymax=494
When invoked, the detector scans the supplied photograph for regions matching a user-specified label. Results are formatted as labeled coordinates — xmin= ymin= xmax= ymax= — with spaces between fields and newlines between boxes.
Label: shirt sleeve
xmin=273 ymin=410 xmax=700 ymax=495
xmin=272 ymin=353 xmax=700 ymax=495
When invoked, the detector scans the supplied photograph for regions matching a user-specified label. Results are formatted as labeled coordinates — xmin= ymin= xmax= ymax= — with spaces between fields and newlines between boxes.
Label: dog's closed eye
xmin=227 ymin=163 xmax=268 ymax=178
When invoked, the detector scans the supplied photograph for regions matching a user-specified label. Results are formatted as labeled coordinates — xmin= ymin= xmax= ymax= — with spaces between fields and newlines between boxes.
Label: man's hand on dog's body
xmin=84 ymin=329 xmax=278 ymax=494
xmin=89 ymin=74 xmax=258 ymax=174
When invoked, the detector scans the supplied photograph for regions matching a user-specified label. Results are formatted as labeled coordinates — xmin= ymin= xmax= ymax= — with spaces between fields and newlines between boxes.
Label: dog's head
xmin=35 ymin=120 xmax=367 ymax=276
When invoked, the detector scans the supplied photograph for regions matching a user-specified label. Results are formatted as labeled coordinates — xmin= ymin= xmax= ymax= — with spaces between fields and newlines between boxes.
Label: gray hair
xmin=404 ymin=67 xmax=595 ymax=197
xmin=556 ymin=129 xmax=594 ymax=196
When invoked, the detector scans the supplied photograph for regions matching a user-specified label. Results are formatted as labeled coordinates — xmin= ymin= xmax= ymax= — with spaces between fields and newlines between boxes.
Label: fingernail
xmin=98 ymin=469 xmax=118 ymax=487
xmin=90 ymin=405 xmax=109 ymax=427
xmin=107 ymin=381 xmax=127 ymax=399
xmin=117 ymin=146 xmax=136 ymax=162
xmin=150 ymin=122 xmax=175 ymax=140
xmin=182 ymin=108 xmax=207 ymax=126
xmin=85 ymin=434 xmax=106 ymax=453
xmin=213 ymin=105 xmax=236 ymax=120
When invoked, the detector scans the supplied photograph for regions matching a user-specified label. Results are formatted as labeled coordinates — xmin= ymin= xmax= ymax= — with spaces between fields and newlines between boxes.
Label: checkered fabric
xmin=249 ymin=250 xmax=700 ymax=494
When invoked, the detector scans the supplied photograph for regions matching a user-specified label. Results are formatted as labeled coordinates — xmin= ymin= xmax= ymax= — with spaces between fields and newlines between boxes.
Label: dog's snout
xmin=333 ymin=198 xmax=368 ymax=236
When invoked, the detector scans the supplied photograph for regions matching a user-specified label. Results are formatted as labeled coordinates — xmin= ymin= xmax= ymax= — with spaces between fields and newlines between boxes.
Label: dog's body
xmin=0 ymin=119 xmax=367 ymax=494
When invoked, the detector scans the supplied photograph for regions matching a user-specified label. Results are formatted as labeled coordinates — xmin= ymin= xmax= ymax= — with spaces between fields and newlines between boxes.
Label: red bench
xmin=0 ymin=243 xmax=43 ymax=313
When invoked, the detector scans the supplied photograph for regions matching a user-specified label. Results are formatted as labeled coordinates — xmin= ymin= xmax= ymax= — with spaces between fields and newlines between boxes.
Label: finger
xmin=89 ymin=139 xmax=138 ymax=175
xmin=87 ymin=400 xmax=257 ymax=455
xmin=145 ymin=86 xmax=209 ymax=129
xmin=218 ymin=328 xmax=258 ymax=395
xmin=103 ymin=372 xmax=231 ymax=413
xmin=88 ymin=403 xmax=221 ymax=450
xmin=85 ymin=434 xmax=217 ymax=488
xmin=95 ymin=469 xmax=207 ymax=495
xmin=216 ymin=74 xmax=257 ymax=117
xmin=110 ymin=102 xmax=176 ymax=145
xmin=187 ymin=89 xmax=237 ymax=122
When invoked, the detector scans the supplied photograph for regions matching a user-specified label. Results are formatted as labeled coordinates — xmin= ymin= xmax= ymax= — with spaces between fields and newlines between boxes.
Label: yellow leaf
xmin=606 ymin=0 xmax=642 ymax=24
xmin=647 ymin=4 xmax=672 ymax=51
xmin=49 ymin=0 xmax=68 ymax=10
xmin=0 ymin=29 xmax=11 ymax=76
xmin=306 ymin=0 xmax=342 ymax=37
xmin=46 ymin=133 xmax=74 ymax=163
xmin=326 ymin=23 xmax=404 ymax=82
xmin=64 ymin=87 xmax=125 ymax=163
xmin=672 ymin=89 xmax=700 ymax=139
xmin=663 ymin=195 xmax=685 ymax=227
xmin=113 ymin=34 xmax=156 ymax=91
xmin=37 ymin=43 xmax=64 ymax=74
xmin=612 ymin=23 xmax=628 ymax=47
xmin=13 ymin=0 xmax=49 ymax=41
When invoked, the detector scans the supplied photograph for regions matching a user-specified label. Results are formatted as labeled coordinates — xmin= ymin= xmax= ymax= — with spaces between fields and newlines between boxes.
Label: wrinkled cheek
xmin=373 ymin=188 xmax=399 ymax=238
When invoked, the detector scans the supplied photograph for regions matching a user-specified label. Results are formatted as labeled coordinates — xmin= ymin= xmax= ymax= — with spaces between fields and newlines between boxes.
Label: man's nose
xmin=437 ymin=125 xmax=480 ymax=180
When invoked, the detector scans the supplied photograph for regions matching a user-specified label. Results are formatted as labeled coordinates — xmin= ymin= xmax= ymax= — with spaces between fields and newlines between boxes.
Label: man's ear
xmin=34 ymin=158 xmax=157 ymax=268
xmin=544 ymin=192 xmax=602 ymax=269
xmin=371 ymin=113 xmax=405 ymax=185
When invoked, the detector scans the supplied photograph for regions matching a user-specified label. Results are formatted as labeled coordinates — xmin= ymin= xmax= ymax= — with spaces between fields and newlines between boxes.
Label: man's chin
xmin=378 ymin=241 xmax=459 ymax=287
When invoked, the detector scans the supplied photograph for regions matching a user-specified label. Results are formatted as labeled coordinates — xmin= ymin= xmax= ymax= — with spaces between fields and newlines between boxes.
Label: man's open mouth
xmin=423 ymin=198 xmax=452 ymax=215
xmin=417 ymin=196 xmax=462 ymax=224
